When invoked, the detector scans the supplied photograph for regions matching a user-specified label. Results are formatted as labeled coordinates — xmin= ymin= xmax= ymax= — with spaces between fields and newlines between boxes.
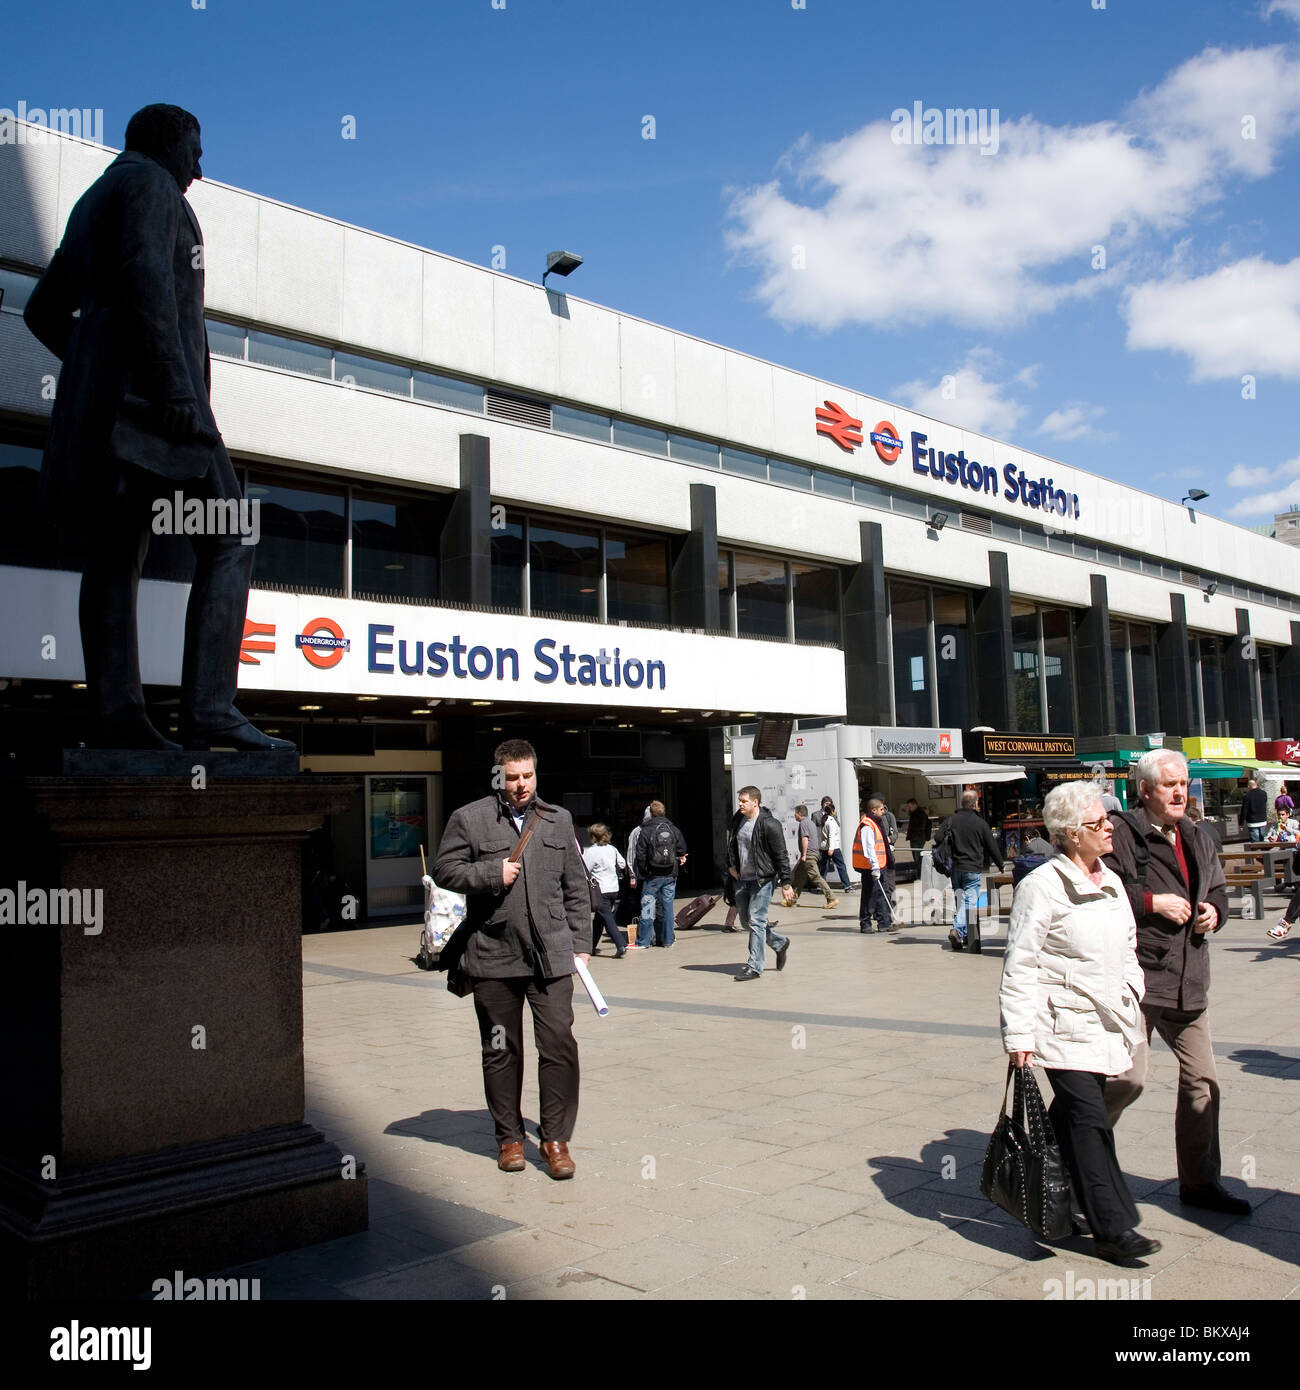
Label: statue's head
xmin=124 ymin=105 xmax=202 ymax=192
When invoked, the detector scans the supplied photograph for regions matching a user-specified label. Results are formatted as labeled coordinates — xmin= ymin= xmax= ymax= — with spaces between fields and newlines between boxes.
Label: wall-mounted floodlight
xmin=1182 ymin=489 xmax=1209 ymax=506
xmin=929 ymin=511 xmax=949 ymax=532
xmin=1204 ymin=580 xmax=1219 ymax=598
xmin=543 ymin=250 xmax=584 ymax=287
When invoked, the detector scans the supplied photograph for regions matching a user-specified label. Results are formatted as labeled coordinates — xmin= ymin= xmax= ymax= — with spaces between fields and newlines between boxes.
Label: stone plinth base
xmin=0 ymin=774 xmax=367 ymax=1298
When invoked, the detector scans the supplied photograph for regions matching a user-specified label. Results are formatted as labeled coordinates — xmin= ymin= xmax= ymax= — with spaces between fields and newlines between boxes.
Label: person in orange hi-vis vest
xmin=853 ymin=810 xmax=894 ymax=934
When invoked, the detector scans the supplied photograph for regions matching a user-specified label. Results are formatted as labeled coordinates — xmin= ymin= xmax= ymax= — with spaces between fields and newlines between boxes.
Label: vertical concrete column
xmin=973 ymin=551 xmax=1014 ymax=730
xmin=1156 ymin=592 xmax=1195 ymax=735
xmin=670 ymin=483 xmax=721 ymax=630
xmin=842 ymin=520 xmax=891 ymax=727
xmin=1279 ymin=621 xmax=1300 ymax=736
xmin=1224 ymin=608 xmax=1259 ymax=739
xmin=439 ymin=434 xmax=493 ymax=606
xmin=1075 ymin=574 xmax=1116 ymax=737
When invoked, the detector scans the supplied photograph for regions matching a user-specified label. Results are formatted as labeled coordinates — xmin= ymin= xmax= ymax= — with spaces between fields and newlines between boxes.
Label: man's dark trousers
xmin=472 ymin=975 xmax=579 ymax=1146
xmin=859 ymin=873 xmax=891 ymax=930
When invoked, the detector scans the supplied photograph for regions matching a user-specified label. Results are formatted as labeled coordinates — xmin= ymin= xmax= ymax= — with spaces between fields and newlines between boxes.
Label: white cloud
xmin=1124 ymin=256 xmax=1300 ymax=379
xmin=893 ymin=350 xmax=1031 ymax=437
xmin=1265 ymin=1 xmax=1300 ymax=26
xmin=1225 ymin=454 xmax=1300 ymax=517
xmin=1037 ymin=403 xmax=1110 ymax=442
xmin=726 ymin=43 xmax=1300 ymax=333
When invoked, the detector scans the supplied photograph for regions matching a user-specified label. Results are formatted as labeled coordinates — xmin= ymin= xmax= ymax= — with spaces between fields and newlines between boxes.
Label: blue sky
xmin=8 ymin=0 xmax=1300 ymax=525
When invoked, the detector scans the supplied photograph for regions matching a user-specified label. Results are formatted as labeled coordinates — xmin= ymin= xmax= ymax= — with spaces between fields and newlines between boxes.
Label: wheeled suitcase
xmin=674 ymin=893 xmax=717 ymax=930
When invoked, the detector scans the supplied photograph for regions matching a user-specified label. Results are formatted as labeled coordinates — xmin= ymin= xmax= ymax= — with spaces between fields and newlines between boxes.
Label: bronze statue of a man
xmin=24 ymin=104 xmax=290 ymax=752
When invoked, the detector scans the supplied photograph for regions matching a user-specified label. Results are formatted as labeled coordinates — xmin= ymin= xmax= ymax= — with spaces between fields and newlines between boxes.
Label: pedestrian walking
xmin=1267 ymin=844 xmax=1300 ymax=940
xmin=789 ymin=805 xmax=839 ymax=908
xmin=632 ymin=800 xmax=687 ymax=949
xmin=852 ymin=808 xmax=894 ymax=933
xmin=582 ymin=823 xmax=627 ymax=958
xmin=867 ymin=798 xmax=897 ymax=908
xmin=819 ymin=798 xmax=853 ymax=891
xmin=905 ymin=799 xmax=930 ymax=850
xmin=726 ymin=786 xmax=795 ymax=981
xmin=1000 ymin=781 xmax=1158 ymax=1267
xmin=1103 ymin=750 xmax=1250 ymax=1214
xmin=432 ymin=738 xmax=587 ymax=1179
xmin=934 ymin=791 xmax=1004 ymax=952
xmin=1238 ymin=777 xmax=1269 ymax=843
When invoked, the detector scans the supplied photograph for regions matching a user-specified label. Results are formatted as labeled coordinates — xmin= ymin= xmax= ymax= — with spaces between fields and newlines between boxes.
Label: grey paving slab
xmin=202 ymin=915 xmax=1297 ymax=1299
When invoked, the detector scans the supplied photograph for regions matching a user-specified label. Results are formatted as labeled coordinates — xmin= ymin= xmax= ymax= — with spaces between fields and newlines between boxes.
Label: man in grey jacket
xmin=1102 ymin=750 xmax=1248 ymax=1214
xmin=433 ymin=739 xmax=589 ymax=1178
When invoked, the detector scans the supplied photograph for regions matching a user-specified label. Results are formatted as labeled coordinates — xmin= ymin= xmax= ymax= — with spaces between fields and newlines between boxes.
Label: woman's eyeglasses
xmin=1079 ymin=816 xmax=1111 ymax=832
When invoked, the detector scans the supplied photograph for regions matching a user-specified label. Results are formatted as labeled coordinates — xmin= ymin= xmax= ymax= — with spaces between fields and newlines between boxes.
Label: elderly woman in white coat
xmin=1000 ymin=781 xmax=1160 ymax=1267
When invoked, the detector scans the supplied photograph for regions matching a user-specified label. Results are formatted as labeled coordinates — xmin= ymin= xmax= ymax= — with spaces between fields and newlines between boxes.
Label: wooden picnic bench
xmin=1220 ymin=853 xmax=1267 ymax=920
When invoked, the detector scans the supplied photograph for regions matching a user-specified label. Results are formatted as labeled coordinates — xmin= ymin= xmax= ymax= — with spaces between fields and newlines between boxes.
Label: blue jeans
xmin=1248 ymin=825 xmax=1267 ymax=843
xmin=952 ymin=870 xmax=983 ymax=940
xmin=736 ymin=878 xmax=787 ymax=973
xmin=638 ymin=876 xmax=676 ymax=947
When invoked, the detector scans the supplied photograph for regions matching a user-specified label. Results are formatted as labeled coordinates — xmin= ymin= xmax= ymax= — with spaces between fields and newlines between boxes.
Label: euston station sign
xmin=813 ymin=403 xmax=1085 ymax=520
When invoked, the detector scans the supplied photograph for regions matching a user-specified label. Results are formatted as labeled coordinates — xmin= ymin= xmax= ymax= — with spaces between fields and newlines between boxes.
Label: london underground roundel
xmin=297 ymin=617 xmax=350 ymax=669
xmin=871 ymin=421 xmax=903 ymax=464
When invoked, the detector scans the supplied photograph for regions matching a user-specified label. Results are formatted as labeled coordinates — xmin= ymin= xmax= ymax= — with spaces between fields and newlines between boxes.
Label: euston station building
xmin=3 ymin=125 xmax=1300 ymax=917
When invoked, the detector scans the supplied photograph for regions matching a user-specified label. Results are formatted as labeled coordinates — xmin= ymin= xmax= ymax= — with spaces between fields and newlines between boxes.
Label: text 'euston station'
xmin=911 ymin=431 xmax=1082 ymax=519
xmin=368 ymin=627 xmax=667 ymax=689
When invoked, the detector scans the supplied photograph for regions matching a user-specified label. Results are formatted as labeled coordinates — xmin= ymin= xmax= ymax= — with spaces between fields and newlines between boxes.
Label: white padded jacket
xmin=1000 ymin=855 xmax=1146 ymax=1075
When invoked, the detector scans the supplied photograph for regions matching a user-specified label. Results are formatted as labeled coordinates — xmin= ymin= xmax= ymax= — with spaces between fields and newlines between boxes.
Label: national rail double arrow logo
xmin=815 ymin=400 xmax=863 ymax=452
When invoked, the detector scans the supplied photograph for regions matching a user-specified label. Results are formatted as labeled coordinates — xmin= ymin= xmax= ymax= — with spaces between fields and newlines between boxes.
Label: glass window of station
xmin=887 ymin=579 xmax=974 ymax=728
xmin=1009 ymin=600 xmax=1076 ymax=733
xmin=719 ymin=551 xmax=841 ymax=643
xmin=491 ymin=509 xmax=671 ymax=626
xmin=1110 ymin=619 xmax=1159 ymax=736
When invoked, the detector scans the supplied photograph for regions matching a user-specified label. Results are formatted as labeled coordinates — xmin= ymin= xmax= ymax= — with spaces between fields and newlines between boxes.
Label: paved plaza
xmin=223 ymin=892 xmax=1300 ymax=1301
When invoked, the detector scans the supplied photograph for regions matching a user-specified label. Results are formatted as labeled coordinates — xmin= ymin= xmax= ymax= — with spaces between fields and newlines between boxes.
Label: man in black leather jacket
xmin=726 ymin=786 xmax=795 ymax=982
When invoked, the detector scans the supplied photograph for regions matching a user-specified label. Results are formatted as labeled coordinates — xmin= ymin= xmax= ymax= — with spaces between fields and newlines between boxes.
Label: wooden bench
xmin=1222 ymin=862 xmax=1266 ymax=920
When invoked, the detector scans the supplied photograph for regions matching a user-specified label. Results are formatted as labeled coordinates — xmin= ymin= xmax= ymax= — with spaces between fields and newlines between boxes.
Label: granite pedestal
xmin=0 ymin=768 xmax=368 ymax=1297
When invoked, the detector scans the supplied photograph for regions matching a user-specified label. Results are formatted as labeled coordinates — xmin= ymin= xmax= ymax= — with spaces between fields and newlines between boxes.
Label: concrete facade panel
xmin=341 ymin=229 xmax=423 ymax=361
xmin=421 ymin=254 xmax=495 ymax=379
xmin=254 ymin=202 xmax=344 ymax=341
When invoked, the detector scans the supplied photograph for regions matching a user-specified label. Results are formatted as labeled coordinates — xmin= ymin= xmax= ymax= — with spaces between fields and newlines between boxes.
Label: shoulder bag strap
xmin=509 ymin=807 xmax=544 ymax=862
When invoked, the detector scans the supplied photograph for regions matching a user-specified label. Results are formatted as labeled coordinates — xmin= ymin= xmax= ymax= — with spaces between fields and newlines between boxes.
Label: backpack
xmin=1011 ymin=853 xmax=1049 ymax=887
xmin=930 ymin=824 xmax=954 ymax=879
xmin=646 ymin=820 xmax=677 ymax=872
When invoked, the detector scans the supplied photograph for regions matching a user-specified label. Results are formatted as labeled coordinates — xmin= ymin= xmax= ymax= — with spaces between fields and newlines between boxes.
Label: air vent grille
xmin=960 ymin=511 xmax=993 ymax=536
xmin=486 ymin=391 xmax=552 ymax=429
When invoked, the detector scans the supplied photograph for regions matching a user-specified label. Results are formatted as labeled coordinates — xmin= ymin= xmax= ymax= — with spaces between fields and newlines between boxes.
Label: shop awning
xmin=1188 ymin=760 xmax=1245 ymax=779
xmin=1208 ymin=759 xmax=1296 ymax=776
xmin=853 ymin=758 xmax=1027 ymax=784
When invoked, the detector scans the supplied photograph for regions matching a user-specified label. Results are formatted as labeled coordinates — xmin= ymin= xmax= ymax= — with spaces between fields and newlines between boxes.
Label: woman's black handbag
xmin=980 ymin=1062 xmax=1073 ymax=1240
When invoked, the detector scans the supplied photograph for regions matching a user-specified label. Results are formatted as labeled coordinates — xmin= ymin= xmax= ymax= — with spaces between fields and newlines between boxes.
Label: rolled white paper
xmin=573 ymin=957 xmax=610 ymax=1017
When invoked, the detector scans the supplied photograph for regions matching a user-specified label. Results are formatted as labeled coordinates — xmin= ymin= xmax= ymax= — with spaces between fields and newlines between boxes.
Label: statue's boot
xmin=178 ymin=535 xmax=294 ymax=752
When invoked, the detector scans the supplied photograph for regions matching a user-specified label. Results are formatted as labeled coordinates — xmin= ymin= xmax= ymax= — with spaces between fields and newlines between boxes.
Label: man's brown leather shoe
xmin=539 ymin=1140 xmax=575 ymax=1179
xmin=497 ymin=1141 xmax=526 ymax=1172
